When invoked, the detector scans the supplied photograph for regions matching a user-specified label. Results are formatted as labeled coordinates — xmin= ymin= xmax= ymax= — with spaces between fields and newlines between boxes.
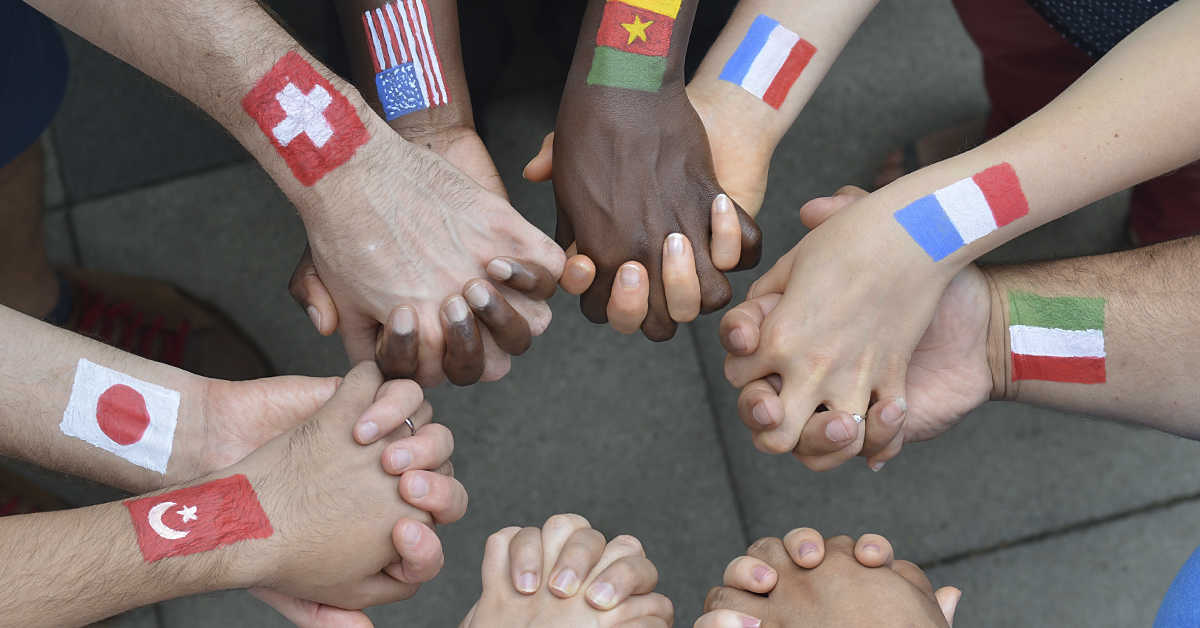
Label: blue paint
xmin=719 ymin=14 xmax=777 ymax=86
xmin=893 ymin=194 xmax=964 ymax=262
xmin=376 ymin=63 xmax=428 ymax=121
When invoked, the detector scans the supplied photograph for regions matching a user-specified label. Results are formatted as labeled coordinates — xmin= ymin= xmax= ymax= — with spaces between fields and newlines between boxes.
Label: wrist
xmin=979 ymin=265 xmax=1014 ymax=401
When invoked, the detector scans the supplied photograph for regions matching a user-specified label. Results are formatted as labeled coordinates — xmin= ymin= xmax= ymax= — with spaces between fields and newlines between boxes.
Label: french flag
xmin=719 ymin=14 xmax=816 ymax=110
xmin=893 ymin=163 xmax=1029 ymax=262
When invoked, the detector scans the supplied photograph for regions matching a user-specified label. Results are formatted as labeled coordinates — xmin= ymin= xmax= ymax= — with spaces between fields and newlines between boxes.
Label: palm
xmin=688 ymin=89 xmax=771 ymax=218
xmin=903 ymin=266 xmax=993 ymax=443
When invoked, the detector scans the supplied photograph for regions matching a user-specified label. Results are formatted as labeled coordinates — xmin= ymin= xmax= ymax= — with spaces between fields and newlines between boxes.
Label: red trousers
xmin=950 ymin=0 xmax=1200 ymax=244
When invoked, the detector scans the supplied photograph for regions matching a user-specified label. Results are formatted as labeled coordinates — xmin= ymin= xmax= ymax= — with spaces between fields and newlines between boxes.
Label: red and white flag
xmin=60 ymin=359 xmax=181 ymax=474
xmin=242 ymin=51 xmax=370 ymax=186
xmin=126 ymin=474 xmax=274 ymax=562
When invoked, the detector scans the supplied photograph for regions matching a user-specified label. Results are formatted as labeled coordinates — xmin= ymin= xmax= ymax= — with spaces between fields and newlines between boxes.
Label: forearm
xmin=0 ymin=306 xmax=209 ymax=494
xmin=981 ymin=237 xmax=1200 ymax=437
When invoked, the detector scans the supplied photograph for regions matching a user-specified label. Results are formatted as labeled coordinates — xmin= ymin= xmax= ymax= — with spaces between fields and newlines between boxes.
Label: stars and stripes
xmin=362 ymin=0 xmax=451 ymax=120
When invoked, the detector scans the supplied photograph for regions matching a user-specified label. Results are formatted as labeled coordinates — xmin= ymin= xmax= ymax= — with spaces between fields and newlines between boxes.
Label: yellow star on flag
xmin=622 ymin=14 xmax=654 ymax=45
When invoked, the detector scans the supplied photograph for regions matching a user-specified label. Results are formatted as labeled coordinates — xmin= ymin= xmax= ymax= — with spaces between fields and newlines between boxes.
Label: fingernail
xmin=518 ymin=572 xmax=538 ymax=593
xmin=751 ymin=402 xmax=773 ymax=427
xmin=408 ymin=474 xmax=428 ymax=498
xmin=306 ymin=306 xmax=321 ymax=330
xmin=799 ymin=542 xmax=819 ymax=558
xmin=741 ymin=617 xmax=761 ymax=628
xmin=356 ymin=421 xmax=379 ymax=443
xmin=619 ymin=264 xmax=640 ymax=288
xmin=487 ymin=258 xmax=514 ymax=281
xmin=445 ymin=296 xmax=469 ymax=323
xmin=881 ymin=399 xmax=906 ymax=424
xmin=402 ymin=521 xmax=421 ymax=546
xmin=752 ymin=566 xmax=772 ymax=582
xmin=551 ymin=569 xmax=578 ymax=595
xmin=667 ymin=233 xmax=685 ymax=257
xmin=569 ymin=262 xmax=589 ymax=281
xmin=863 ymin=543 xmax=881 ymax=553
xmin=466 ymin=282 xmax=491 ymax=309
xmin=391 ymin=447 xmax=413 ymax=472
xmin=393 ymin=307 xmax=415 ymax=335
xmin=729 ymin=328 xmax=747 ymax=351
xmin=826 ymin=417 xmax=852 ymax=442
xmin=714 ymin=194 xmax=732 ymax=214
xmin=870 ymin=461 xmax=886 ymax=472
xmin=587 ymin=582 xmax=615 ymax=607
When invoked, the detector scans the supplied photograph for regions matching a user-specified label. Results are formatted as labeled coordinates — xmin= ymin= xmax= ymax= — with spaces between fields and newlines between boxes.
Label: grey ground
xmin=14 ymin=0 xmax=1200 ymax=626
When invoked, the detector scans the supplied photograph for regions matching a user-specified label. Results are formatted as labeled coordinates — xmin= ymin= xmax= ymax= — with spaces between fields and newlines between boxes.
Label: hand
xmin=461 ymin=516 xmax=673 ymax=628
xmin=702 ymin=530 xmax=960 ymax=628
xmin=222 ymin=362 xmax=465 ymax=609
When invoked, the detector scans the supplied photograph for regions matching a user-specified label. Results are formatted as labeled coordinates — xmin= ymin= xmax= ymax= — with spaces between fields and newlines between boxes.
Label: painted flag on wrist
xmin=893 ymin=163 xmax=1029 ymax=262
xmin=719 ymin=15 xmax=816 ymax=110
xmin=1009 ymin=291 xmax=1106 ymax=384
xmin=60 ymin=359 xmax=181 ymax=475
xmin=587 ymin=0 xmax=682 ymax=92
xmin=362 ymin=0 xmax=451 ymax=121
xmin=126 ymin=474 xmax=273 ymax=562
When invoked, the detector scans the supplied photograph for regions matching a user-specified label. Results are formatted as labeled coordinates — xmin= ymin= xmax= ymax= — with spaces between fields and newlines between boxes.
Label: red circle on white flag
xmin=97 ymin=384 xmax=152 ymax=446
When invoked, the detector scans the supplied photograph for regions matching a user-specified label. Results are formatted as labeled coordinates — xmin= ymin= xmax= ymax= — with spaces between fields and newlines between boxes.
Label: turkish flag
xmin=242 ymin=52 xmax=370 ymax=186
xmin=126 ymin=475 xmax=273 ymax=563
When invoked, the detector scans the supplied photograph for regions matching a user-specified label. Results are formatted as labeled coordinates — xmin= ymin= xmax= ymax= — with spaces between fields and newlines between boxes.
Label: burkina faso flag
xmin=587 ymin=0 xmax=681 ymax=92
xmin=1009 ymin=291 xmax=1107 ymax=384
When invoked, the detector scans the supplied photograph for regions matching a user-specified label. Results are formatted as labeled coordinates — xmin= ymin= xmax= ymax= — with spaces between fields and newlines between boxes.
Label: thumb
xmin=289 ymin=245 xmax=339 ymax=337
xmin=320 ymin=362 xmax=386 ymax=429
xmin=798 ymin=185 xmax=870 ymax=230
xmin=934 ymin=587 xmax=961 ymax=627
xmin=523 ymin=132 xmax=554 ymax=183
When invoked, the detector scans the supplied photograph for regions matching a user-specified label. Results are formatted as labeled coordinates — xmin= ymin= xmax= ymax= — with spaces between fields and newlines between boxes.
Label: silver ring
xmin=851 ymin=414 xmax=864 ymax=424
xmin=404 ymin=417 xmax=417 ymax=437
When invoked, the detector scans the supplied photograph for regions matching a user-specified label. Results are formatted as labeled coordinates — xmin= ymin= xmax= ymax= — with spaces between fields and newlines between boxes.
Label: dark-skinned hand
xmin=703 ymin=530 xmax=960 ymax=628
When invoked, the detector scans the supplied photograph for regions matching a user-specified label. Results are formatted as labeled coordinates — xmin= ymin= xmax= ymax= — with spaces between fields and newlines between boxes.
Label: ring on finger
xmin=851 ymin=414 xmax=863 ymax=424
xmin=405 ymin=417 xmax=417 ymax=437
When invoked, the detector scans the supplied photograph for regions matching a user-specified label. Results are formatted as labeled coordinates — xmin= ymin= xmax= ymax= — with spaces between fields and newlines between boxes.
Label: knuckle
xmin=704 ymin=587 xmax=736 ymax=611
xmin=609 ymin=534 xmax=645 ymax=555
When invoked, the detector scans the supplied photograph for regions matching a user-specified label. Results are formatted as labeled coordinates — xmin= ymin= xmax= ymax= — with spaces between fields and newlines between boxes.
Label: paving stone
xmin=926 ymin=498 xmax=1200 ymax=628
xmin=52 ymin=29 xmax=247 ymax=202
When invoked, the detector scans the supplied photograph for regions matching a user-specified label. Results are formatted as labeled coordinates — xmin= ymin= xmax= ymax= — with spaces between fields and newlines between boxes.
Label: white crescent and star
xmin=148 ymin=501 xmax=195 ymax=540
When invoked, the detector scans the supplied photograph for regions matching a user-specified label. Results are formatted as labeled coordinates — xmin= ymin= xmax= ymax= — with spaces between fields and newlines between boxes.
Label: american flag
xmin=362 ymin=0 xmax=451 ymax=110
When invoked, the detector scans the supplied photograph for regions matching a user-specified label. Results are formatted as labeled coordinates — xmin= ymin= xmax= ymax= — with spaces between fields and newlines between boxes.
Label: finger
xmin=508 ymin=527 xmax=546 ymax=594
xmin=730 ymin=202 xmax=762 ymax=272
xmin=482 ymin=527 xmax=523 ymax=590
xmin=721 ymin=556 xmax=776 ymax=594
xmin=752 ymin=385 xmax=822 ymax=455
xmin=355 ymin=379 xmax=424 ymax=445
xmin=935 ymin=587 xmax=962 ymax=627
xmin=822 ymin=535 xmax=859 ymax=562
xmin=854 ymin=534 xmax=894 ymax=569
xmin=586 ymin=555 xmax=659 ymax=610
xmin=610 ymin=592 xmax=674 ymax=626
xmin=385 ymin=519 xmax=445 ymax=584
xmin=560 ymin=252 xmax=596 ymax=296
xmin=744 ymin=537 xmax=794 ymax=574
xmin=695 ymin=609 xmax=762 ymax=628
xmin=288 ymin=245 xmax=339 ymax=336
xmin=539 ymin=513 xmax=594 ymax=574
xmin=798 ymin=185 xmax=869 ymax=230
xmin=487 ymin=258 xmax=558 ymax=302
xmin=441 ymin=296 xmax=485 ymax=386
xmin=736 ymin=379 xmax=785 ymax=433
xmin=782 ymin=527 xmax=826 ymax=569
xmin=710 ymin=195 xmax=742 ymax=271
xmin=523 ymin=132 xmax=554 ymax=182
xmin=614 ymin=617 xmax=670 ymax=628
xmin=893 ymin=560 xmax=937 ymax=595
xmin=465 ymin=280 xmax=532 ymax=356
xmin=639 ymin=253 xmax=679 ymax=342
xmin=662 ymin=233 xmax=702 ymax=323
xmin=383 ymin=423 xmax=454 ymax=474
xmin=607 ymin=263 xmax=650 ymax=334
xmin=793 ymin=410 xmax=861 ymax=462
xmin=375 ymin=306 xmax=420 ymax=380
xmin=704 ymin=586 xmax=768 ymax=618
xmin=477 ymin=325 xmax=513 ymax=383
xmin=249 ymin=587 xmax=375 ymax=628
xmin=340 ymin=571 xmax=422 ymax=608
xmin=685 ymin=227 xmax=733 ymax=317
xmin=321 ymin=362 xmax=386 ymax=431
xmin=718 ymin=293 xmax=781 ymax=356
xmin=399 ymin=471 xmax=468 ymax=524
xmin=860 ymin=396 xmax=908 ymax=465
xmin=548 ymin=528 xmax=607 ymax=598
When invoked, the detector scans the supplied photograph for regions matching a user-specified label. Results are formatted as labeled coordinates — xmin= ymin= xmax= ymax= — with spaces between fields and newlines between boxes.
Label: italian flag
xmin=1009 ymin=291 xmax=1106 ymax=384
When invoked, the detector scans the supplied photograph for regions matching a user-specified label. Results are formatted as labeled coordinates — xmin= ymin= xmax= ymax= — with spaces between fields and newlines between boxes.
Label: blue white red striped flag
xmin=362 ymin=0 xmax=451 ymax=120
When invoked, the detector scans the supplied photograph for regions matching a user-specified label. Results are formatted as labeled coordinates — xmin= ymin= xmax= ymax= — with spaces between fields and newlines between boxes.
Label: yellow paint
xmin=614 ymin=0 xmax=681 ymax=20
xmin=622 ymin=14 xmax=654 ymax=44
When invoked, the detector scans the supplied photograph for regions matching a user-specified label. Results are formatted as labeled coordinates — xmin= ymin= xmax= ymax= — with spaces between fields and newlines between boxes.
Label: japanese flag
xmin=60 ymin=359 xmax=181 ymax=474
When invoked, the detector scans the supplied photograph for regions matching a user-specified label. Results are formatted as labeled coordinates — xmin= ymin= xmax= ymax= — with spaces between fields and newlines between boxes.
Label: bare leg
xmin=0 ymin=141 xmax=59 ymax=318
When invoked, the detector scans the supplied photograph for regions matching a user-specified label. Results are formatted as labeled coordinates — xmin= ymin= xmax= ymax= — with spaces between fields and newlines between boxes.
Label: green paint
xmin=587 ymin=46 xmax=666 ymax=92
xmin=1009 ymin=290 xmax=1105 ymax=331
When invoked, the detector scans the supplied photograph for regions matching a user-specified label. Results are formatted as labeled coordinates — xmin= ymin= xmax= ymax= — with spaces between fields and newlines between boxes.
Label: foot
xmin=873 ymin=117 xmax=987 ymax=190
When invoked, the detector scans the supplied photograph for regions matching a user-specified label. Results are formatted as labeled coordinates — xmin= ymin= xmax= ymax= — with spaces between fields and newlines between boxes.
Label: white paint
xmin=367 ymin=14 xmax=387 ymax=71
xmin=411 ymin=0 xmax=447 ymax=104
xmin=1009 ymin=325 xmax=1106 ymax=358
xmin=375 ymin=8 xmax=398 ymax=68
xmin=934 ymin=177 xmax=996 ymax=244
xmin=395 ymin=0 xmax=431 ymax=106
xmin=742 ymin=25 xmax=800 ymax=98
xmin=272 ymin=83 xmax=334 ymax=148
xmin=178 ymin=505 xmax=198 ymax=523
xmin=60 ymin=359 xmax=181 ymax=475
xmin=149 ymin=501 xmax=190 ymax=540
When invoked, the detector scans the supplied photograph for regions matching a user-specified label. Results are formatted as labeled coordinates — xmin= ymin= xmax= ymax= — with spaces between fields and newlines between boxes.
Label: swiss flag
xmin=242 ymin=52 xmax=370 ymax=186
xmin=126 ymin=474 xmax=273 ymax=562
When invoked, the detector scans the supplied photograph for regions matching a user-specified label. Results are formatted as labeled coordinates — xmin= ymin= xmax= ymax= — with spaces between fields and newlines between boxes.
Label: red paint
xmin=241 ymin=52 xmax=369 ymax=186
xmin=974 ymin=163 xmax=1029 ymax=227
xmin=596 ymin=1 xmax=674 ymax=57
xmin=762 ymin=38 xmax=816 ymax=110
xmin=126 ymin=474 xmax=273 ymax=562
xmin=96 ymin=384 xmax=152 ymax=446
xmin=1012 ymin=353 xmax=1106 ymax=384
